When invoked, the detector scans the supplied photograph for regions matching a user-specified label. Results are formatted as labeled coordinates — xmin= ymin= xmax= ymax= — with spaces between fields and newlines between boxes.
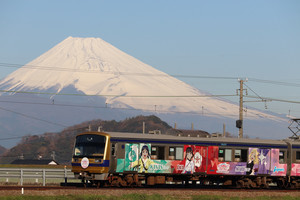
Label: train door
xmin=194 ymin=146 xmax=208 ymax=173
xmin=270 ymin=149 xmax=287 ymax=176
xmin=110 ymin=143 xmax=117 ymax=173
xmin=151 ymin=146 xmax=165 ymax=160
xmin=207 ymin=146 xmax=219 ymax=174
xmin=257 ymin=149 xmax=271 ymax=175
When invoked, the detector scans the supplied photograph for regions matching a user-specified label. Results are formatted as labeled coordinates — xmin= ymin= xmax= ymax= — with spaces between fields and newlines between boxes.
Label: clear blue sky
xmin=0 ymin=0 xmax=300 ymax=116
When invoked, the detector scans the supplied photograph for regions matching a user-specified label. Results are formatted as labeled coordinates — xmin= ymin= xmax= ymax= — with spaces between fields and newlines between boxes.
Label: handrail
xmin=0 ymin=167 xmax=75 ymax=186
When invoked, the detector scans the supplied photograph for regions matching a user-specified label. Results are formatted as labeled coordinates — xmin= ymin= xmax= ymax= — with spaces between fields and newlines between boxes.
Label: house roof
xmin=11 ymin=159 xmax=59 ymax=165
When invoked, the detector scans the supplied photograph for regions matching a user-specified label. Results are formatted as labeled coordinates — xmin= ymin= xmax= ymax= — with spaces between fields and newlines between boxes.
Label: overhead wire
xmin=243 ymin=83 xmax=265 ymax=101
xmin=0 ymin=62 xmax=240 ymax=80
xmin=0 ymin=61 xmax=299 ymax=130
xmin=0 ymin=98 xmax=241 ymax=117
xmin=245 ymin=95 xmax=300 ymax=104
xmin=0 ymin=105 xmax=67 ymax=128
xmin=249 ymin=78 xmax=300 ymax=87
xmin=0 ymin=89 xmax=237 ymax=98
xmin=1 ymin=62 xmax=300 ymax=87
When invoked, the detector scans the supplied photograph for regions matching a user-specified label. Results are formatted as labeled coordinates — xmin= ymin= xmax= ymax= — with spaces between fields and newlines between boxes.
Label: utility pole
xmin=51 ymin=151 xmax=56 ymax=161
xmin=237 ymin=79 xmax=247 ymax=138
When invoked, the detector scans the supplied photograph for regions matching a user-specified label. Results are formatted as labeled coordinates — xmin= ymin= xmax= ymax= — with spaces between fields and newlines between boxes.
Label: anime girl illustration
xmin=182 ymin=146 xmax=195 ymax=174
xmin=247 ymin=148 xmax=259 ymax=175
xmin=130 ymin=144 xmax=154 ymax=173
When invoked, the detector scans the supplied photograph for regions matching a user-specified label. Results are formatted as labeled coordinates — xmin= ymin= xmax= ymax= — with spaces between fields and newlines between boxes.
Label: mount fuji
xmin=0 ymin=37 xmax=291 ymax=147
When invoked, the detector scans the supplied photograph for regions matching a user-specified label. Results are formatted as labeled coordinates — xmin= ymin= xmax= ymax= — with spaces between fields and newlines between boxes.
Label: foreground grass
xmin=0 ymin=194 xmax=299 ymax=200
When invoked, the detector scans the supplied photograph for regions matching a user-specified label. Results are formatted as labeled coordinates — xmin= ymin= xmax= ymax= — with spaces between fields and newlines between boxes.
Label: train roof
xmin=100 ymin=131 xmax=300 ymax=149
xmin=77 ymin=131 xmax=300 ymax=148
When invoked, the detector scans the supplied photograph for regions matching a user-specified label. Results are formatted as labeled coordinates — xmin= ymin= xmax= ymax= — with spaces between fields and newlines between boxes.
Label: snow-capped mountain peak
xmin=0 ymin=37 xmax=283 ymax=121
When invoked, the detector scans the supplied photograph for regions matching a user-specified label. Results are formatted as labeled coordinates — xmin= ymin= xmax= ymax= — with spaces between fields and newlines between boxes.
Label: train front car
xmin=71 ymin=132 xmax=111 ymax=185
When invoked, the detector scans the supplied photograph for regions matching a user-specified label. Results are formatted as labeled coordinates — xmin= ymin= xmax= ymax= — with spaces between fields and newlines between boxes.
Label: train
xmin=71 ymin=131 xmax=300 ymax=188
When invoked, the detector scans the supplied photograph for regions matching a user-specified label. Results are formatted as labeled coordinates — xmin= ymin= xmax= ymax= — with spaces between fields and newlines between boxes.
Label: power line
xmin=243 ymin=83 xmax=264 ymax=101
xmin=0 ymin=106 xmax=67 ymax=128
xmin=0 ymin=89 xmax=237 ymax=98
xmin=245 ymin=95 xmax=300 ymax=104
xmin=2 ymin=62 xmax=300 ymax=89
xmin=0 ymin=62 xmax=239 ymax=79
xmin=1 ymin=62 xmax=300 ymax=117
xmin=2 ymin=62 xmax=300 ymax=85
xmin=0 ymin=99 xmax=239 ymax=117
xmin=0 ymin=96 xmax=291 ymax=125
xmin=249 ymin=78 xmax=300 ymax=87
xmin=1 ymin=88 xmax=300 ymax=105
xmin=0 ymin=87 xmax=298 ymax=120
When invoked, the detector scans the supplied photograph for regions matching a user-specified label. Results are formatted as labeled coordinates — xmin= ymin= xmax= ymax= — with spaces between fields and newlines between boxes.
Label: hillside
xmin=0 ymin=115 xmax=183 ymax=164
xmin=0 ymin=146 xmax=6 ymax=156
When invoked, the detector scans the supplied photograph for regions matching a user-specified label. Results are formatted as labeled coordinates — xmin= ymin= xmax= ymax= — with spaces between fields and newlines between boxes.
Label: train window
xmin=219 ymin=149 xmax=232 ymax=162
xmin=218 ymin=149 xmax=224 ymax=161
xmin=235 ymin=150 xmax=241 ymax=162
xmin=117 ymin=143 xmax=125 ymax=159
xmin=74 ymin=134 xmax=106 ymax=157
xmin=169 ymin=147 xmax=175 ymax=160
xmin=158 ymin=146 xmax=165 ymax=160
xmin=111 ymin=144 xmax=116 ymax=157
xmin=235 ymin=149 xmax=248 ymax=162
xmin=151 ymin=147 xmax=157 ymax=159
xmin=279 ymin=151 xmax=285 ymax=164
xmin=241 ymin=149 xmax=248 ymax=162
xmin=224 ymin=149 xmax=232 ymax=162
xmin=168 ymin=147 xmax=183 ymax=160
xmin=151 ymin=146 xmax=165 ymax=160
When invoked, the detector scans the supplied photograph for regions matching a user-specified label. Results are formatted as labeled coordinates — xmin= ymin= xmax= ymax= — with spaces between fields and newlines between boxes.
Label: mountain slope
xmin=0 ymin=37 xmax=292 ymax=148
xmin=0 ymin=37 xmax=283 ymax=120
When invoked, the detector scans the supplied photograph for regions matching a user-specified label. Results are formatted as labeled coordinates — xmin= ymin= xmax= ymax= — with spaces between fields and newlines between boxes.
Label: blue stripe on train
xmin=72 ymin=160 xmax=110 ymax=167
xmin=110 ymin=138 xmax=288 ymax=149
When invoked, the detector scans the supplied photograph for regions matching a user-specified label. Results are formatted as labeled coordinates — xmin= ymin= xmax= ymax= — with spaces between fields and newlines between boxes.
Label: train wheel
xmin=236 ymin=180 xmax=244 ymax=188
xmin=277 ymin=178 xmax=289 ymax=189
xmin=83 ymin=179 xmax=89 ymax=188
xmin=260 ymin=182 xmax=269 ymax=189
xmin=111 ymin=180 xmax=119 ymax=187
xmin=243 ymin=178 xmax=251 ymax=189
xmin=250 ymin=181 xmax=257 ymax=189
xmin=125 ymin=175 xmax=134 ymax=187
xmin=277 ymin=179 xmax=289 ymax=189
xmin=117 ymin=177 xmax=127 ymax=187
xmin=96 ymin=181 xmax=106 ymax=188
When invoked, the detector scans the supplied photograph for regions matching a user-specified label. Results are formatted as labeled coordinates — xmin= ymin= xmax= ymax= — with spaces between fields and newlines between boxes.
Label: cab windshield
xmin=73 ymin=134 xmax=106 ymax=158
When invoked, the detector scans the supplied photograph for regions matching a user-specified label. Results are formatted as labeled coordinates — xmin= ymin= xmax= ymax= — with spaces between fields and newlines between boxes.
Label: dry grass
xmin=0 ymin=188 xmax=299 ymax=199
